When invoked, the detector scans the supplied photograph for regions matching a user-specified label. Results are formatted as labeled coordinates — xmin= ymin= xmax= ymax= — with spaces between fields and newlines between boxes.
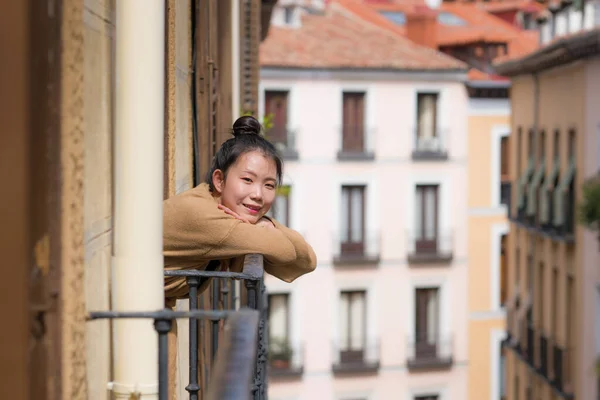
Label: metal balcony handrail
xmin=87 ymin=253 xmax=268 ymax=400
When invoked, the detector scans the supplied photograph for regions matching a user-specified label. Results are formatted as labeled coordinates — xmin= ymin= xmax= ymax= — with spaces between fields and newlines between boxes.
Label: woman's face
xmin=213 ymin=150 xmax=278 ymax=224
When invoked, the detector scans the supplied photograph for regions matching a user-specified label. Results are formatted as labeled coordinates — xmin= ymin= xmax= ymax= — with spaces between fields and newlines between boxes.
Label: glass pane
xmin=269 ymin=295 xmax=288 ymax=340
xmin=426 ymin=289 xmax=438 ymax=344
xmin=351 ymin=188 xmax=363 ymax=242
xmin=350 ymin=293 xmax=365 ymax=350
xmin=341 ymin=188 xmax=349 ymax=242
xmin=424 ymin=187 xmax=436 ymax=239
xmin=415 ymin=187 xmax=423 ymax=237
xmin=340 ymin=293 xmax=349 ymax=349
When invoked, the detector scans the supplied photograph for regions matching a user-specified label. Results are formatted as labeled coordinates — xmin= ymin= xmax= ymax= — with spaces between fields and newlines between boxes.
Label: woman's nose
xmin=250 ymin=186 xmax=263 ymax=200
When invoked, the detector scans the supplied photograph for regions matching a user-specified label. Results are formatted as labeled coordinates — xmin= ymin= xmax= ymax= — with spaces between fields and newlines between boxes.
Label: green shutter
xmin=526 ymin=161 xmax=545 ymax=216
xmin=539 ymin=161 xmax=560 ymax=224
xmin=517 ymin=159 xmax=535 ymax=210
xmin=553 ymin=159 xmax=576 ymax=226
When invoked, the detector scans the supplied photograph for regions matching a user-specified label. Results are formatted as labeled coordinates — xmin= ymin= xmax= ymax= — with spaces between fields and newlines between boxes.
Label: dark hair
xmin=205 ymin=116 xmax=283 ymax=192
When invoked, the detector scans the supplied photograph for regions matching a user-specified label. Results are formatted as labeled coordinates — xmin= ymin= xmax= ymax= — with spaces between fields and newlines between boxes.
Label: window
xmin=568 ymin=129 xmax=576 ymax=160
xmin=283 ymin=6 xmax=293 ymax=25
xmin=500 ymin=136 xmax=511 ymax=208
xmin=415 ymin=185 xmax=439 ymax=253
xmin=538 ymin=262 xmax=544 ymax=331
xmin=342 ymin=92 xmax=365 ymax=153
xmin=516 ymin=247 xmax=521 ymax=285
xmin=514 ymin=375 xmax=520 ymax=400
xmin=500 ymin=344 xmax=507 ymax=400
xmin=416 ymin=93 xmax=439 ymax=151
xmin=527 ymin=252 xmax=534 ymax=295
xmin=528 ymin=128 xmax=535 ymax=160
xmin=539 ymin=130 xmax=546 ymax=163
xmin=339 ymin=291 xmax=366 ymax=362
xmin=415 ymin=287 xmax=439 ymax=358
xmin=379 ymin=11 xmax=406 ymax=25
xmin=500 ymin=234 xmax=508 ymax=307
xmin=341 ymin=185 xmax=365 ymax=256
xmin=554 ymin=130 xmax=560 ymax=162
xmin=552 ymin=269 xmax=558 ymax=338
xmin=517 ymin=127 xmax=523 ymax=175
xmin=268 ymin=293 xmax=289 ymax=343
xmin=264 ymin=90 xmax=289 ymax=148
xmin=268 ymin=185 xmax=291 ymax=226
xmin=415 ymin=396 xmax=439 ymax=400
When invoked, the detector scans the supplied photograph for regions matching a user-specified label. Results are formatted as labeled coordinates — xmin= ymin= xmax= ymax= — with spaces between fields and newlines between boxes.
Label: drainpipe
xmin=232 ymin=0 xmax=241 ymax=120
xmin=111 ymin=1 xmax=165 ymax=398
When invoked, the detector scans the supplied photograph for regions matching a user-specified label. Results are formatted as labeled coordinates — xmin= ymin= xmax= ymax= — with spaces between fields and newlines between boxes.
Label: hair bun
xmin=232 ymin=116 xmax=262 ymax=138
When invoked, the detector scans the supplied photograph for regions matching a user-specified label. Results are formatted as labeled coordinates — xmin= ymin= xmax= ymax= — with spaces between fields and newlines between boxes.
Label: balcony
xmin=331 ymin=339 xmax=380 ymax=375
xmin=268 ymin=339 xmax=304 ymax=379
xmin=88 ymin=255 xmax=268 ymax=400
xmin=552 ymin=343 xmax=574 ymax=396
xmin=268 ymin=127 xmax=298 ymax=160
xmin=333 ymin=232 xmax=380 ymax=265
xmin=406 ymin=230 xmax=453 ymax=265
xmin=538 ymin=333 xmax=548 ymax=378
xmin=337 ymin=126 xmax=375 ymax=161
xmin=525 ymin=323 xmax=535 ymax=365
xmin=406 ymin=333 xmax=453 ymax=371
xmin=411 ymin=129 xmax=449 ymax=161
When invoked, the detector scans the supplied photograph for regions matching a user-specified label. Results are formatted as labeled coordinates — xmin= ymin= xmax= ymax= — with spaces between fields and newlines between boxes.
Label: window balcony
xmin=331 ymin=339 xmax=380 ymax=375
xmin=333 ymin=231 xmax=380 ymax=265
xmin=501 ymin=181 xmax=512 ymax=214
xmin=88 ymin=255 xmax=268 ymax=400
xmin=337 ymin=126 xmax=376 ymax=161
xmin=551 ymin=342 xmax=574 ymax=396
xmin=406 ymin=230 xmax=453 ymax=265
xmin=411 ymin=128 xmax=449 ymax=161
xmin=525 ymin=323 xmax=535 ymax=366
xmin=406 ymin=333 xmax=453 ymax=371
xmin=269 ymin=127 xmax=298 ymax=160
xmin=268 ymin=339 xmax=304 ymax=379
xmin=538 ymin=333 xmax=548 ymax=378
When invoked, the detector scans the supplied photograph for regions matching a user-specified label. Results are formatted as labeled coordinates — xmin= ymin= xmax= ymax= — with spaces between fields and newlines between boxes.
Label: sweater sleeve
xmin=163 ymin=191 xmax=297 ymax=265
xmin=260 ymin=217 xmax=317 ymax=282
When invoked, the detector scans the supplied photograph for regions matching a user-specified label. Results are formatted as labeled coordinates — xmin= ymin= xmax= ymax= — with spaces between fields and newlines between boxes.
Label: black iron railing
xmin=539 ymin=333 xmax=548 ymax=378
xmin=88 ymin=254 xmax=269 ymax=400
xmin=501 ymin=182 xmax=511 ymax=213
xmin=406 ymin=333 xmax=453 ymax=370
xmin=526 ymin=324 xmax=535 ymax=365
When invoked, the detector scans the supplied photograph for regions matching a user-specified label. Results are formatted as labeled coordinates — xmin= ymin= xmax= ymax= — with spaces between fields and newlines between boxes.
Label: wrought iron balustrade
xmin=331 ymin=338 xmax=380 ymax=374
xmin=412 ymin=128 xmax=449 ymax=161
xmin=406 ymin=333 xmax=454 ymax=371
xmin=88 ymin=254 xmax=269 ymax=400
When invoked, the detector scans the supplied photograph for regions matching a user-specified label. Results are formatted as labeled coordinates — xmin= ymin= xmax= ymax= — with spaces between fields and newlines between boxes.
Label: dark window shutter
xmin=342 ymin=92 xmax=364 ymax=152
xmin=264 ymin=91 xmax=288 ymax=144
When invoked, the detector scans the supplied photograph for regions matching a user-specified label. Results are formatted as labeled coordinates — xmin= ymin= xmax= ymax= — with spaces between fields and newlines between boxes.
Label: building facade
xmin=1 ymin=0 xmax=272 ymax=398
xmin=260 ymin=2 xmax=471 ymax=399
xmin=496 ymin=2 xmax=600 ymax=399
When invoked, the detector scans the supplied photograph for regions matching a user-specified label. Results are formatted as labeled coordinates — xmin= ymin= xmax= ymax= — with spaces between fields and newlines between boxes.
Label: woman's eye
xmin=242 ymin=177 xmax=252 ymax=183
xmin=266 ymin=184 xmax=275 ymax=190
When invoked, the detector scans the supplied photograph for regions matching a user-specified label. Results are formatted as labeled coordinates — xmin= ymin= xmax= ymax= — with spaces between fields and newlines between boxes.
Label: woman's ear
xmin=212 ymin=169 xmax=225 ymax=194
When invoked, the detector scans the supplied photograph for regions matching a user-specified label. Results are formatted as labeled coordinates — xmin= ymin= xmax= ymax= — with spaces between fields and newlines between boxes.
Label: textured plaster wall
xmin=61 ymin=0 xmax=87 ymax=398
xmin=82 ymin=0 xmax=115 ymax=399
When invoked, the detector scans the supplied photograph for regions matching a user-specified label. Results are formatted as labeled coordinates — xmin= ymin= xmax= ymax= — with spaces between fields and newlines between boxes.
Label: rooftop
xmin=259 ymin=1 xmax=468 ymax=71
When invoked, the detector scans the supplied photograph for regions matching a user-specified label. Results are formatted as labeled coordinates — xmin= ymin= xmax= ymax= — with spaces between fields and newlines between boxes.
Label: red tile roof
xmin=339 ymin=0 xmax=540 ymax=79
xmin=259 ymin=2 xmax=468 ymax=70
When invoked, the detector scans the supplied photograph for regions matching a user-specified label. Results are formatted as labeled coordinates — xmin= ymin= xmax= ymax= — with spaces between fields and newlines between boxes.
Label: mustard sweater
xmin=163 ymin=183 xmax=317 ymax=300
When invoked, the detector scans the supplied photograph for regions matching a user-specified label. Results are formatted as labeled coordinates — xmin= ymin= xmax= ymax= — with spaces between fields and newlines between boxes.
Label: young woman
xmin=163 ymin=115 xmax=317 ymax=303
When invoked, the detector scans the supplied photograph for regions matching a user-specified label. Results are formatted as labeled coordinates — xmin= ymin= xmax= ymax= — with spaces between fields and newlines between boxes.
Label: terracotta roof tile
xmin=345 ymin=0 xmax=540 ymax=79
xmin=259 ymin=2 xmax=467 ymax=70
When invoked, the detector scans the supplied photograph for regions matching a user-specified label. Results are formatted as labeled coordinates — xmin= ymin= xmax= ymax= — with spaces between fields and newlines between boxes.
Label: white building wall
xmin=261 ymin=70 xmax=470 ymax=400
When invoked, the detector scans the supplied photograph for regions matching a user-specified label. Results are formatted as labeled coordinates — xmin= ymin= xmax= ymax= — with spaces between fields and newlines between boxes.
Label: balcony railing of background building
xmin=406 ymin=229 xmax=454 ymax=265
xmin=552 ymin=341 xmax=574 ymax=397
xmin=406 ymin=333 xmax=454 ymax=371
xmin=411 ymin=128 xmax=449 ymax=161
xmin=331 ymin=339 xmax=380 ymax=375
xmin=525 ymin=323 xmax=535 ymax=366
xmin=332 ymin=231 xmax=381 ymax=265
xmin=538 ymin=333 xmax=548 ymax=378
xmin=337 ymin=126 xmax=376 ymax=161
xmin=268 ymin=340 xmax=304 ymax=379
xmin=88 ymin=254 xmax=269 ymax=400
xmin=268 ymin=127 xmax=298 ymax=160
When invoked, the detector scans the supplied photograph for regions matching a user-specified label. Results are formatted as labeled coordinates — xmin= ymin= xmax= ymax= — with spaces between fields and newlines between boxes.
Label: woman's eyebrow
xmin=242 ymin=170 xmax=258 ymax=177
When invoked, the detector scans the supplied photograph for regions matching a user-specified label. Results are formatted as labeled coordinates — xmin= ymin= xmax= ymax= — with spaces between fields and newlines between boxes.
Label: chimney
xmin=405 ymin=6 xmax=439 ymax=49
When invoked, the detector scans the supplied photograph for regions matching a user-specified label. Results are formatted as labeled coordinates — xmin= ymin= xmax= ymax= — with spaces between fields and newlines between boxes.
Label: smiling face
xmin=212 ymin=150 xmax=278 ymax=224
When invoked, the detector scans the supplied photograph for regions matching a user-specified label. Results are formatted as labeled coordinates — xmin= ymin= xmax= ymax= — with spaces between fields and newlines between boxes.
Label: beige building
xmin=1 ymin=0 xmax=273 ymax=399
xmin=495 ymin=3 xmax=600 ymax=399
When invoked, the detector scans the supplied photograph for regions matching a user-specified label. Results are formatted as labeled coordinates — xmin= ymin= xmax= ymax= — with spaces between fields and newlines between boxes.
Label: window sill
xmin=331 ymin=361 xmax=380 ymax=375
xmin=406 ymin=357 xmax=453 ymax=372
xmin=336 ymin=151 xmax=375 ymax=161
xmin=407 ymin=252 xmax=453 ymax=265
xmin=411 ymin=150 xmax=449 ymax=161
xmin=333 ymin=254 xmax=380 ymax=266
xmin=280 ymin=148 xmax=299 ymax=161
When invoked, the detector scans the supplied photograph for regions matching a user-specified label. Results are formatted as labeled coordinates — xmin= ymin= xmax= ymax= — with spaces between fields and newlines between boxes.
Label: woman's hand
xmin=218 ymin=204 xmax=250 ymax=223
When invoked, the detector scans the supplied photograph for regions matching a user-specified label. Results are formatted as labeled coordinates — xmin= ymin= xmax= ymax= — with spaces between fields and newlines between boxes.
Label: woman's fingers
xmin=217 ymin=204 xmax=250 ymax=223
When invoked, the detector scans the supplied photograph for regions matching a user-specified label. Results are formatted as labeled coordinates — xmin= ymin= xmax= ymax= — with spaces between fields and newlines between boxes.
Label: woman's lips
xmin=243 ymin=204 xmax=261 ymax=215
